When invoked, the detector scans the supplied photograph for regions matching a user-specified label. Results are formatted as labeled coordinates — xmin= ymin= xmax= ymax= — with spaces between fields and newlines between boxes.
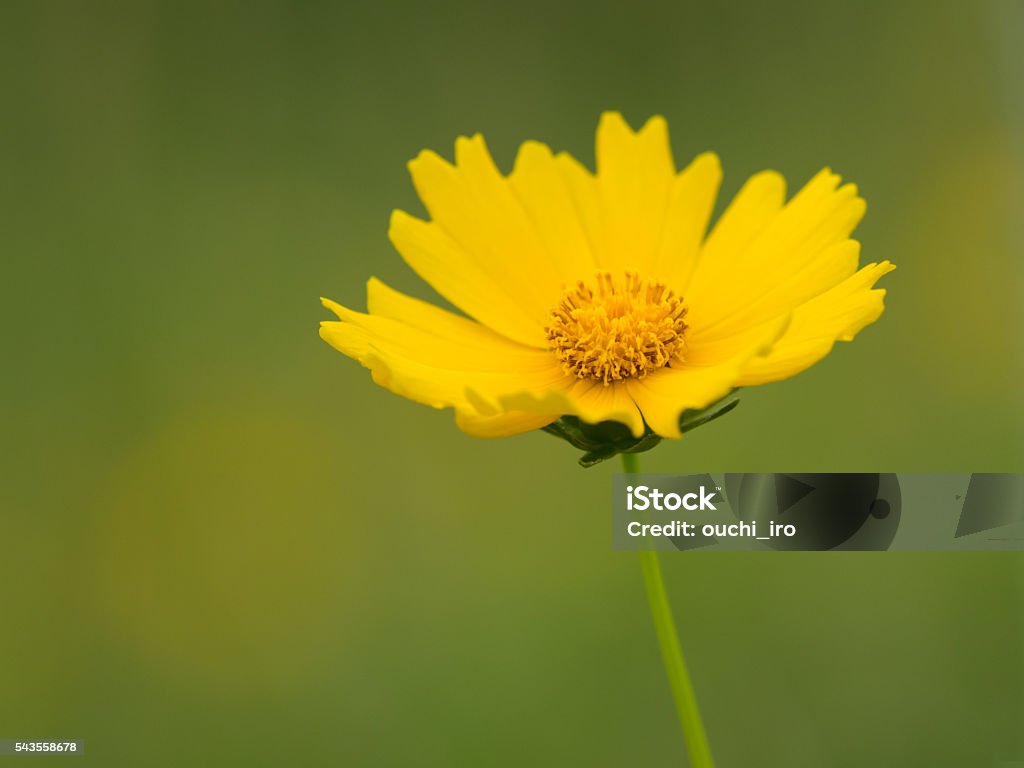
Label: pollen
xmin=545 ymin=272 xmax=688 ymax=385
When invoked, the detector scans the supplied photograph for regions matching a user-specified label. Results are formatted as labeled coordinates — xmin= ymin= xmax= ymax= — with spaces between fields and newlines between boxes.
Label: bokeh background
xmin=2 ymin=1 xmax=1023 ymax=765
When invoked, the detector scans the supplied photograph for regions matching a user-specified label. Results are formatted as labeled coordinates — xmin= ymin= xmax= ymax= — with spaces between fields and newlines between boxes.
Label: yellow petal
xmin=564 ymin=380 xmax=646 ymax=437
xmin=455 ymin=409 xmax=558 ymax=438
xmin=319 ymin=282 xmax=566 ymax=418
xmin=365 ymin=277 xmax=527 ymax=354
xmin=686 ymin=168 xmax=865 ymax=338
xmin=691 ymin=238 xmax=861 ymax=346
xmin=552 ymin=151 xmax=608 ymax=268
xmin=684 ymin=169 xmax=787 ymax=296
xmin=652 ymin=152 xmax=723 ymax=289
xmin=593 ymin=112 xmax=677 ymax=275
xmin=628 ymin=316 xmax=789 ymax=438
xmin=508 ymin=141 xmax=599 ymax=283
xmin=683 ymin=313 xmax=792 ymax=368
xmin=388 ymin=210 xmax=546 ymax=347
xmin=398 ymin=136 xmax=570 ymax=345
xmin=478 ymin=377 xmax=646 ymax=438
xmin=736 ymin=261 xmax=895 ymax=385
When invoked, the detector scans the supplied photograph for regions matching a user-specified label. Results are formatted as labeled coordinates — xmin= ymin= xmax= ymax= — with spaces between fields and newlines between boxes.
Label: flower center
xmin=545 ymin=272 xmax=688 ymax=384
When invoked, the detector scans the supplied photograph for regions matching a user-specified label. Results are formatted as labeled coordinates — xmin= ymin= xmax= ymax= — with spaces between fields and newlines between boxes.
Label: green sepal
xmin=678 ymin=392 xmax=740 ymax=433
xmin=542 ymin=390 xmax=741 ymax=468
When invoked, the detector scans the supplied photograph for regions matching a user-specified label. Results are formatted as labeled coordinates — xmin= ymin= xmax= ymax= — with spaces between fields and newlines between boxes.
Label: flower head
xmin=320 ymin=113 xmax=893 ymax=454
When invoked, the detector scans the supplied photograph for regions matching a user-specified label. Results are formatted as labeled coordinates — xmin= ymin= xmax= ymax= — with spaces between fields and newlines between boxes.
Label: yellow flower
xmin=320 ymin=113 xmax=894 ymax=442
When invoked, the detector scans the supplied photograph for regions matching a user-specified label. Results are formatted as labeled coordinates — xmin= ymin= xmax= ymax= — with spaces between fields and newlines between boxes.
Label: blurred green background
xmin=2 ymin=1 xmax=1022 ymax=765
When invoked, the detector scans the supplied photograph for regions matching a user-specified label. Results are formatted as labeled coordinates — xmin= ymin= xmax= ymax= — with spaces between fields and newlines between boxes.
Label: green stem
xmin=621 ymin=452 xmax=715 ymax=767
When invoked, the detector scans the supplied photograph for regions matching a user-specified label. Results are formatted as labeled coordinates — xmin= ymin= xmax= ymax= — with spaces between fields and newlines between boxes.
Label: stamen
xmin=545 ymin=272 xmax=688 ymax=384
